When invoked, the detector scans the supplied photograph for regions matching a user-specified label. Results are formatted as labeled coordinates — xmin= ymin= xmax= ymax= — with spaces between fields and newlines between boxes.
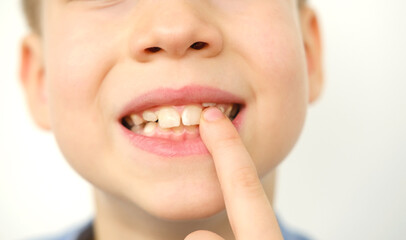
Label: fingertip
xmin=202 ymin=107 xmax=225 ymax=122
xmin=185 ymin=230 xmax=225 ymax=240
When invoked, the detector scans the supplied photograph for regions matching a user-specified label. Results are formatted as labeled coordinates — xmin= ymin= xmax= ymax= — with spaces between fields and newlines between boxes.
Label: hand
xmin=185 ymin=107 xmax=284 ymax=240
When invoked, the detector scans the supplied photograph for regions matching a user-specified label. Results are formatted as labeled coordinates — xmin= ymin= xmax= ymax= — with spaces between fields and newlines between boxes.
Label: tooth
xmin=130 ymin=114 xmax=145 ymax=126
xmin=182 ymin=105 xmax=203 ymax=126
xmin=142 ymin=110 xmax=158 ymax=122
xmin=224 ymin=105 xmax=233 ymax=117
xmin=202 ymin=103 xmax=216 ymax=107
xmin=143 ymin=122 xmax=157 ymax=136
xmin=131 ymin=124 xmax=143 ymax=134
xmin=157 ymin=107 xmax=181 ymax=129
xmin=185 ymin=125 xmax=198 ymax=132
xmin=228 ymin=104 xmax=240 ymax=119
xmin=158 ymin=126 xmax=171 ymax=133
xmin=172 ymin=125 xmax=184 ymax=135
xmin=185 ymin=125 xmax=199 ymax=139
xmin=217 ymin=105 xmax=226 ymax=113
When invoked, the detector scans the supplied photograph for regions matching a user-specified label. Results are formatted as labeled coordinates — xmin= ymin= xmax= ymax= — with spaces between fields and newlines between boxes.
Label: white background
xmin=1 ymin=1 xmax=405 ymax=239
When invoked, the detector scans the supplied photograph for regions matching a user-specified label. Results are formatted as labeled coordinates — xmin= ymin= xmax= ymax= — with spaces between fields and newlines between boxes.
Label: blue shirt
xmin=34 ymin=217 xmax=310 ymax=240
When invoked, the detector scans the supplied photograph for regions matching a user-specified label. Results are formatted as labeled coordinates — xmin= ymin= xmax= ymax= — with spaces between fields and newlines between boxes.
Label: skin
xmin=20 ymin=0 xmax=323 ymax=239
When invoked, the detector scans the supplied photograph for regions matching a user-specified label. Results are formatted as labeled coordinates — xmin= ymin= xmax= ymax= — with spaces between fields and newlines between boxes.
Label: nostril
xmin=145 ymin=47 xmax=162 ymax=53
xmin=190 ymin=42 xmax=208 ymax=50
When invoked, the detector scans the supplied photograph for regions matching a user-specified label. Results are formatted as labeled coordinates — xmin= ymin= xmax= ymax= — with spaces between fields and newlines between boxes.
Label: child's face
xmin=23 ymin=0 xmax=322 ymax=220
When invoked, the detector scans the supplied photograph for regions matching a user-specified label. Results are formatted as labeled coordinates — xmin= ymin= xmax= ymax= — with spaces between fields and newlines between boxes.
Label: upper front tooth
xmin=182 ymin=105 xmax=203 ymax=126
xmin=157 ymin=107 xmax=181 ymax=129
xmin=142 ymin=110 xmax=158 ymax=122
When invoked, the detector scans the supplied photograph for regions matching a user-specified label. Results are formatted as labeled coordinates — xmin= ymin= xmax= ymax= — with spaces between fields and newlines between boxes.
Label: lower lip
xmin=121 ymin=106 xmax=246 ymax=157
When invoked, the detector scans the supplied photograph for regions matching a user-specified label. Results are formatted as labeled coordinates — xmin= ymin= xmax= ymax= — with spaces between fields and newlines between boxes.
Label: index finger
xmin=199 ymin=107 xmax=283 ymax=240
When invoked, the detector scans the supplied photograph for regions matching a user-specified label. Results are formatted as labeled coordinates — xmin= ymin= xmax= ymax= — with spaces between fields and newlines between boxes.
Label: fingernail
xmin=203 ymin=107 xmax=225 ymax=122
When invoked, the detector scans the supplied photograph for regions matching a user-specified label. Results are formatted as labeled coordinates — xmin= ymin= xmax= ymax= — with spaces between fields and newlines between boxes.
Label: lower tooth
xmin=144 ymin=122 xmax=157 ymax=136
xmin=131 ymin=124 xmax=143 ymax=134
xmin=185 ymin=125 xmax=198 ymax=132
xmin=172 ymin=125 xmax=184 ymax=134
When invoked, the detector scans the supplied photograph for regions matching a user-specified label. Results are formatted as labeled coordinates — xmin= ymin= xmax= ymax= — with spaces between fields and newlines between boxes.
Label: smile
xmin=118 ymin=85 xmax=246 ymax=157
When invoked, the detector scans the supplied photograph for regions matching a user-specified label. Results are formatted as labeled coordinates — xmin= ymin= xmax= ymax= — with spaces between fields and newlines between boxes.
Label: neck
xmin=93 ymin=171 xmax=276 ymax=240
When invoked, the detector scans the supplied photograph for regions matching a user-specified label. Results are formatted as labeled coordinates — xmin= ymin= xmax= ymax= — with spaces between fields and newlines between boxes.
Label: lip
xmin=118 ymin=84 xmax=246 ymax=157
xmin=118 ymin=84 xmax=245 ymax=119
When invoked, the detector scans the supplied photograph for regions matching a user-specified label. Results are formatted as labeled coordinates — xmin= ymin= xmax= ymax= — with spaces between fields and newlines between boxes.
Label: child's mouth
xmin=117 ymin=85 xmax=246 ymax=156
xmin=121 ymin=103 xmax=241 ymax=141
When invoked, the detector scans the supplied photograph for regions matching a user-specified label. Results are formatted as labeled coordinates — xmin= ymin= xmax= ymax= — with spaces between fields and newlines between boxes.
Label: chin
xmin=150 ymin=200 xmax=225 ymax=222
xmin=138 ymin=181 xmax=226 ymax=221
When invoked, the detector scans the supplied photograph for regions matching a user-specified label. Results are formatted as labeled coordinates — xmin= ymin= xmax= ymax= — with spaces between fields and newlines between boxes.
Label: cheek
xmin=43 ymin=22 xmax=120 ymax=175
xmin=236 ymin=18 xmax=308 ymax=173
xmin=43 ymin=4 xmax=125 ymax=125
xmin=225 ymin=2 xmax=308 ymax=113
xmin=257 ymin=44 xmax=307 ymax=173
xmin=248 ymin=53 xmax=307 ymax=176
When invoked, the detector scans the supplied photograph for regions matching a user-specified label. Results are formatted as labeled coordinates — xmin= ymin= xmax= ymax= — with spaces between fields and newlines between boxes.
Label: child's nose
xmin=129 ymin=2 xmax=223 ymax=62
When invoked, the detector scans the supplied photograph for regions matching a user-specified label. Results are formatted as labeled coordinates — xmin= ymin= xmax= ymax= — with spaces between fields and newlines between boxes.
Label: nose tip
xmin=130 ymin=6 xmax=223 ymax=62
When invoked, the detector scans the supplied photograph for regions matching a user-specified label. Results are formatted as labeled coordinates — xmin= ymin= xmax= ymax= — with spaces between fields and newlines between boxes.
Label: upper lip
xmin=118 ymin=84 xmax=245 ymax=120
